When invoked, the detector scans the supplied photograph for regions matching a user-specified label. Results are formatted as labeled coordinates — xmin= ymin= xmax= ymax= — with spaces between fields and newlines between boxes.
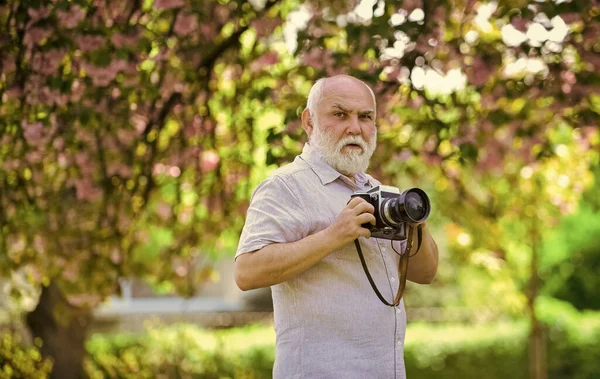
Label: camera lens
xmin=405 ymin=191 xmax=427 ymax=221
xmin=382 ymin=188 xmax=430 ymax=225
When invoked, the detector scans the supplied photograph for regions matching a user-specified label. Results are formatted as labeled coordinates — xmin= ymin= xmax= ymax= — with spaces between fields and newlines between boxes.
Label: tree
xmin=1 ymin=0 xmax=598 ymax=378
xmin=1 ymin=0 xmax=303 ymax=376
xmin=282 ymin=1 xmax=599 ymax=379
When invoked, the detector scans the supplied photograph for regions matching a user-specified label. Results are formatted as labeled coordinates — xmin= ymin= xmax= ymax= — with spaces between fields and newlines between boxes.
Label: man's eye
xmin=335 ymin=112 xmax=346 ymax=118
xmin=360 ymin=114 xmax=372 ymax=120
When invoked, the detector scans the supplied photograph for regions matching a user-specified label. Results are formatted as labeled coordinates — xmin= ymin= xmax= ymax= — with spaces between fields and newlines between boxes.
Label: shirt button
xmin=396 ymin=308 xmax=401 ymax=314
xmin=390 ymin=277 xmax=396 ymax=283
xmin=397 ymin=340 xmax=402 ymax=346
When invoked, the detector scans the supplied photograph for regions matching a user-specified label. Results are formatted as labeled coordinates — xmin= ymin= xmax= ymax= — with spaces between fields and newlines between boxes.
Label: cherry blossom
xmin=174 ymin=13 xmax=199 ymax=37
xmin=154 ymin=0 xmax=185 ymax=10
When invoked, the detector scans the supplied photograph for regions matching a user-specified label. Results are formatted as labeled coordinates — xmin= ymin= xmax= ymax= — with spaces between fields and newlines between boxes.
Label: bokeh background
xmin=1 ymin=0 xmax=599 ymax=378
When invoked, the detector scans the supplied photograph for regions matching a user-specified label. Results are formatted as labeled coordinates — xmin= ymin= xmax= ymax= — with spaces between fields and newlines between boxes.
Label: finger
xmin=357 ymin=213 xmax=376 ymax=226
xmin=347 ymin=196 xmax=367 ymax=208
xmin=352 ymin=201 xmax=375 ymax=215
xmin=358 ymin=228 xmax=371 ymax=239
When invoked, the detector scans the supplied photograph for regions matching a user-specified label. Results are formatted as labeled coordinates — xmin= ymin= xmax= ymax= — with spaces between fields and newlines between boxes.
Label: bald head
xmin=306 ymin=75 xmax=377 ymax=123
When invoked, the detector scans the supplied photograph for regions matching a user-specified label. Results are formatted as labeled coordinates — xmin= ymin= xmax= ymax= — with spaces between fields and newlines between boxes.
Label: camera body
xmin=350 ymin=185 xmax=430 ymax=241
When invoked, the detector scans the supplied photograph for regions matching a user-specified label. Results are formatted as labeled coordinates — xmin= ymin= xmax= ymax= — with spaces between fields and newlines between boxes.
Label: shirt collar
xmin=299 ymin=143 xmax=372 ymax=188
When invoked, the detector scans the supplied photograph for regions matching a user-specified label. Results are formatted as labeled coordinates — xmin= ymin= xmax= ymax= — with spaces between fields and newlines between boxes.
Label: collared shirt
xmin=236 ymin=143 xmax=407 ymax=379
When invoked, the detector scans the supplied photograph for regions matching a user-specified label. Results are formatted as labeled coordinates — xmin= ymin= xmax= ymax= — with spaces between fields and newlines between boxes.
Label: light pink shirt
xmin=237 ymin=143 xmax=407 ymax=379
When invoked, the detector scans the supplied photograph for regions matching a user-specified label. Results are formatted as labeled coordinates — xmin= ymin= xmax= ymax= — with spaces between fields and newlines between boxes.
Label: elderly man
xmin=235 ymin=75 xmax=438 ymax=379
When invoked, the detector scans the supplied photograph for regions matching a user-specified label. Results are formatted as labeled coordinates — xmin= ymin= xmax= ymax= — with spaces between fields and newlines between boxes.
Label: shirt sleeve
xmin=236 ymin=174 xmax=311 ymax=259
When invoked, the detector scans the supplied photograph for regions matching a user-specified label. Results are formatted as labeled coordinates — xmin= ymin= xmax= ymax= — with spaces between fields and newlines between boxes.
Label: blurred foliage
xmin=83 ymin=313 xmax=600 ymax=379
xmin=0 ymin=1 xmax=599 ymax=375
xmin=0 ymin=331 xmax=53 ymax=379
xmin=540 ymin=173 xmax=600 ymax=310
xmin=84 ymin=322 xmax=275 ymax=379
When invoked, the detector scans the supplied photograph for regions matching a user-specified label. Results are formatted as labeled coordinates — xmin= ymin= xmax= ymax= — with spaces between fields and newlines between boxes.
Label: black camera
xmin=350 ymin=185 xmax=430 ymax=240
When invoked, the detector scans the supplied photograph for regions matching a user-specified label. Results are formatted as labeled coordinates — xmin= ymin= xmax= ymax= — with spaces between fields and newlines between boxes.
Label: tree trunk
xmin=529 ymin=318 xmax=546 ymax=379
xmin=25 ymin=282 xmax=92 ymax=379
xmin=528 ymin=218 xmax=547 ymax=379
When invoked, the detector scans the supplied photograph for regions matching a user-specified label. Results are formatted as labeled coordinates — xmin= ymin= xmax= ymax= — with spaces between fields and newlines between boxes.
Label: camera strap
xmin=354 ymin=224 xmax=422 ymax=307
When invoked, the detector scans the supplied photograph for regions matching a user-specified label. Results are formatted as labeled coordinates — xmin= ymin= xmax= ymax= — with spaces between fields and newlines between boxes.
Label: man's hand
xmin=324 ymin=197 xmax=376 ymax=250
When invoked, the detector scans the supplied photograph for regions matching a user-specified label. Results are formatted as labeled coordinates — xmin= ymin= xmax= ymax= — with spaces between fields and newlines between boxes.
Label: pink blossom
xmin=408 ymin=96 xmax=424 ymax=109
xmin=1 ymin=56 xmax=16 ymax=72
xmin=57 ymin=5 xmax=86 ymax=29
xmin=200 ymin=151 xmax=220 ymax=172
xmin=82 ymin=62 xmax=118 ymax=87
xmin=467 ymin=56 xmax=494 ymax=87
xmin=74 ymin=178 xmax=102 ymax=201
xmin=399 ymin=0 xmax=422 ymax=13
xmin=76 ymin=35 xmax=106 ymax=52
xmin=174 ymin=13 xmax=198 ymax=37
xmin=153 ymin=163 xmax=166 ymax=176
xmin=115 ymin=59 xmax=137 ymax=75
xmin=251 ymin=17 xmax=284 ymax=38
xmin=5 ymin=87 xmax=22 ymax=99
xmin=476 ymin=147 xmax=503 ymax=173
xmin=74 ymin=151 xmax=96 ymax=172
xmin=39 ymin=86 xmax=68 ymax=107
xmin=154 ymin=0 xmax=185 ymax=10
xmin=111 ymin=31 xmax=140 ymax=48
xmin=560 ymin=13 xmax=581 ymax=24
xmin=215 ymin=4 xmax=231 ymax=24
xmin=23 ymin=27 xmax=52 ymax=48
xmin=25 ymin=151 xmax=43 ymax=164
xmin=22 ymin=121 xmax=44 ymax=145
xmin=27 ymin=6 xmax=51 ymax=25
xmin=423 ymin=136 xmax=437 ymax=153
xmin=175 ymin=264 xmax=188 ymax=277
xmin=156 ymin=202 xmax=172 ymax=220
xmin=582 ymin=51 xmax=600 ymax=70
xmin=130 ymin=114 xmax=148 ymax=134
xmin=168 ymin=166 xmax=181 ymax=177
xmin=184 ymin=121 xmax=200 ymax=138
xmin=32 ymin=49 xmax=66 ymax=76
xmin=117 ymin=129 xmax=137 ymax=145
xmin=199 ymin=22 xmax=218 ymax=42
xmin=2 ymin=159 xmax=20 ymax=170
xmin=250 ymin=52 xmax=280 ymax=72
xmin=301 ymin=47 xmax=334 ymax=71
xmin=53 ymin=137 xmax=65 ymax=150
xmin=422 ymin=153 xmax=442 ymax=166
xmin=510 ymin=17 xmax=528 ymax=32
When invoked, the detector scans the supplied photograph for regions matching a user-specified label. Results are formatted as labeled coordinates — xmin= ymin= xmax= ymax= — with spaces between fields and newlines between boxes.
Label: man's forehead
xmin=330 ymin=102 xmax=374 ymax=113
xmin=320 ymin=92 xmax=374 ymax=110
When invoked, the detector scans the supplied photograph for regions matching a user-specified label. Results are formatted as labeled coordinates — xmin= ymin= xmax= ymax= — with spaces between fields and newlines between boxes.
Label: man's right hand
xmin=324 ymin=197 xmax=376 ymax=249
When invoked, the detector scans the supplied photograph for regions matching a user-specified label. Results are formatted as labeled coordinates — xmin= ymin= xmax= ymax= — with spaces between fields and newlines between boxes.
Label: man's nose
xmin=346 ymin=115 xmax=361 ymax=135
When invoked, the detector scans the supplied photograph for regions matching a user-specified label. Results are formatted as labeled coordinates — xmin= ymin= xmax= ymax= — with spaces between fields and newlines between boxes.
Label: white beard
xmin=310 ymin=121 xmax=377 ymax=175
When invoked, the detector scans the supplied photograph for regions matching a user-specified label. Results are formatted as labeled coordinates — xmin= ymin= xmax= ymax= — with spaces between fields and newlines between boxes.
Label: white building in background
xmin=93 ymin=258 xmax=273 ymax=333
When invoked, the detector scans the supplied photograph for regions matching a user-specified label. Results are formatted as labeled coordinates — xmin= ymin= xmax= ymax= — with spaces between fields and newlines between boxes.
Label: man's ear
xmin=301 ymin=108 xmax=314 ymax=139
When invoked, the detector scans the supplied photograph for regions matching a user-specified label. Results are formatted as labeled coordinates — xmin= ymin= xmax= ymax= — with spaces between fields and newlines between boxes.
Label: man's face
xmin=309 ymin=78 xmax=377 ymax=175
